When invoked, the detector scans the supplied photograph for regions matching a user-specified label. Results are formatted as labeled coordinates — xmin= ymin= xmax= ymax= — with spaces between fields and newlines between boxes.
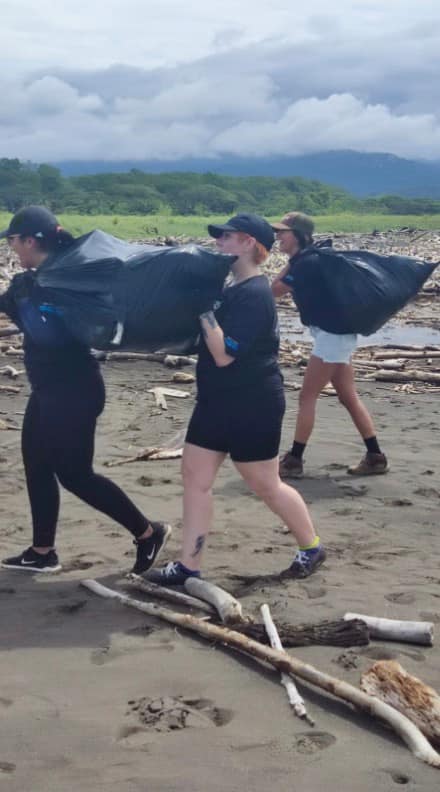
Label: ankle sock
xmin=177 ymin=561 xmax=201 ymax=578
xmin=291 ymin=441 xmax=306 ymax=460
xmin=364 ymin=436 xmax=381 ymax=454
xmin=299 ymin=535 xmax=321 ymax=551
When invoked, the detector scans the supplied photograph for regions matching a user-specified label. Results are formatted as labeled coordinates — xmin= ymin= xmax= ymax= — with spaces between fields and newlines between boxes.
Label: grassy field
xmin=0 ymin=211 xmax=439 ymax=239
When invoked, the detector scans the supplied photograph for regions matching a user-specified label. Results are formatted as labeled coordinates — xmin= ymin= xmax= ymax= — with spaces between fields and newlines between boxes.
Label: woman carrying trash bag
xmin=271 ymin=211 xmax=388 ymax=479
xmin=147 ymin=213 xmax=326 ymax=585
xmin=0 ymin=206 xmax=170 ymax=573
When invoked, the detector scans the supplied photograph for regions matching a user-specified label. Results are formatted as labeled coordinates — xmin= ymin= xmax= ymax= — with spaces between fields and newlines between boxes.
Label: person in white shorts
xmin=271 ymin=212 xmax=388 ymax=479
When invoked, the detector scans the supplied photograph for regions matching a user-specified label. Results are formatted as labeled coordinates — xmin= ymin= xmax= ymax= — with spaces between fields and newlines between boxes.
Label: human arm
xmin=271 ymin=262 xmax=293 ymax=298
xmin=199 ymin=311 xmax=235 ymax=368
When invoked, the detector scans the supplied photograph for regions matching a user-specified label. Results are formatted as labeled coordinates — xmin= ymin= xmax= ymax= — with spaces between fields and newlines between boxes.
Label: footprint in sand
xmin=384 ymin=592 xmax=415 ymax=605
xmin=294 ymin=732 xmax=336 ymax=754
xmin=382 ymin=769 xmax=412 ymax=785
xmin=337 ymin=483 xmax=369 ymax=498
xmin=0 ymin=762 xmax=16 ymax=774
xmin=118 ymin=696 xmax=234 ymax=745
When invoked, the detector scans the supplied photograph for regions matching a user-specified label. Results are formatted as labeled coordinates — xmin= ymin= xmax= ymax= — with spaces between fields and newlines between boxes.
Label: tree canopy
xmin=0 ymin=158 xmax=439 ymax=216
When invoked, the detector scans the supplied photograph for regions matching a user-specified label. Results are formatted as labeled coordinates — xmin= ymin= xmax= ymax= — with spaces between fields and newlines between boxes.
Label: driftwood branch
xmin=261 ymin=603 xmax=313 ymax=725
xmin=123 ymin=574 xmax=215 ymax=615
xmin=81 ymin=579 xmax=440 ymax=768
xmin=361 ymin=661 xmax=440 ymax=746
xmin=344 ymin=613 xmax=434 ymax=646
xmin=0 ymin=327 xmax=20 ymax=338
xmin=238 ymin=617 xmax=369 ymax=647
xmin=374 ymin=369 xmax=440 ymax=385
xmin=184 ymin=577 xmax=246 ymax=625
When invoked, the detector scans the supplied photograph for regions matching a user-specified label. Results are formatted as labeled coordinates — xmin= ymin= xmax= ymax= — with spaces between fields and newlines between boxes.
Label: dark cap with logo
xmin=0 ymin=205 xmax=60 ymax=240
xmin=271 ymin=212 xmax=315 ymax=242
xmin=208 ymin=213 xmax=275 ymax=251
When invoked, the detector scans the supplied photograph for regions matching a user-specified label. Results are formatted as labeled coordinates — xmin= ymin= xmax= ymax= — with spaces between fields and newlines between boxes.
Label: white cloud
xmin=0 ymin=1 xmax=439 ymax=160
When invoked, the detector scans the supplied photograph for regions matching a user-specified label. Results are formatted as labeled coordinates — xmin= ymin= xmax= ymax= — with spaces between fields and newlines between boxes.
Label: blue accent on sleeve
xmin=224 ymin=336 xmax=239 ymax=352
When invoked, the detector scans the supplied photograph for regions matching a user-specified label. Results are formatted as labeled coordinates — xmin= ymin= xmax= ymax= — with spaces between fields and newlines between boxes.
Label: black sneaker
xmin=1 ymin=546 xmax=61 ymax=573
xmin=131 ymin=522 xmax=172 ymax=575
xmin=146 ymin=561 xmax=201 ymax=586
xmin=281 ymin=545 xmax=326 ymax=579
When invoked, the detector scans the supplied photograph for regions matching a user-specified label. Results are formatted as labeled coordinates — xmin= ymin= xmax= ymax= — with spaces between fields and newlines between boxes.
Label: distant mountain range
xmin=54 ymin=151 xmax=440 ymax=199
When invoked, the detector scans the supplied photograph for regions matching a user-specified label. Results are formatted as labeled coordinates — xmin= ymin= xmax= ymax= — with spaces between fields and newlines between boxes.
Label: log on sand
xmin=184 ymin=577 xmax=246 ymax=625
xmin=361 ymin=661 xmax=440 ymax=746
xmin=344 ymin=613 xmax=434 ymax=646
xmin=239 ymin=617 xmax=369 ymax=647
xmin=81 ymin=579 xmax=440 ymax=768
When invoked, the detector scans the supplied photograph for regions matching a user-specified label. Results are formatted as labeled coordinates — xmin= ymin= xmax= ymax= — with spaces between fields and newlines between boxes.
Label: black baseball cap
xmin=0 ymin=205 xmax=60 ymax=240
xmin=208 ymin=213 xmax=275 ymax=251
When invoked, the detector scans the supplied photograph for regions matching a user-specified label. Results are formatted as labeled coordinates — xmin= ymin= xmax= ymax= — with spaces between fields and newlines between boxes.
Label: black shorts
xmin=185 ymin=386 xmax=286 ymax=463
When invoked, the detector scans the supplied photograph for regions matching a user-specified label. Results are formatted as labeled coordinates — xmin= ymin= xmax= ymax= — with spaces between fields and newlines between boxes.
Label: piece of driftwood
xmin=107 ymin=351 xmax=166 ymax=362
xmin=239 ymin=617 xmax=369 ymax=647
xmin=375 ymin=369 xmax=440 ymax=384
xmin=261 ymin=604 xmax=313 ymax=725
xmin=0 ymin=384 xmax=20 ymax=394
xmin=0 ymin=365 xmax=23 ymax=378
xmin=374 ymin=350 xmax=440 ymax=360
xmin=361 ymin=661 xmax=440 ymax=746
xmin=0 ymin=327 xmax=20 ymax=338
xmin=163 ymin=355 xmax=197 ymax=368
xmin=104 ymin=428 xmax=185 ymax=467
xmin=81 ymin=580 xmax=440 ymax=768
xmin=344 ymin=613 xmax=434 ymax=646
xmin=123 ymin=574 xmax=215 ymax=614
xmin=184 ymin=577 xmax=246 ymax=625
xmin=148 ymin=386 xmax=190 ymax=410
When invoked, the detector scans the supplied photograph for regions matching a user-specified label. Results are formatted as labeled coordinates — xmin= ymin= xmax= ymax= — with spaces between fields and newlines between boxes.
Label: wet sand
xmin=0 ymin=348 xmax=439 ymax=791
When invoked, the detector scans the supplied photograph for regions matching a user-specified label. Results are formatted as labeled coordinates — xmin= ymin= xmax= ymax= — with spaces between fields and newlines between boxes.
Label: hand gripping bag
xmin=288 ymin=246 xmax=438 ymax=335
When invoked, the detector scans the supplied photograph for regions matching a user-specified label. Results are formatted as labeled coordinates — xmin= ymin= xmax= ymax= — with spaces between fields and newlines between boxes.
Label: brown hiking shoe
xmin=279 ymin=451 xmax=304 ymax=479
xmin=347 ymin=452 xmax=388 ymax=476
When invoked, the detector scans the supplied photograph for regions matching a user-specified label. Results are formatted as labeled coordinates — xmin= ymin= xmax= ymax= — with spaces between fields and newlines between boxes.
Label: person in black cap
xmin=0 ymin=205 xmax=171 ymax=573
xmin=147 ymin=213 xmax=326 ymax=585
xmin=271 ymin=211 xmax=388 ymax=479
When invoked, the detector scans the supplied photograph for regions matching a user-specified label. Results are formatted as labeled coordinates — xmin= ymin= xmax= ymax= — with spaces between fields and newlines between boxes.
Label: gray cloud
xmin=0 ymin=1 xmax=439 ymax=161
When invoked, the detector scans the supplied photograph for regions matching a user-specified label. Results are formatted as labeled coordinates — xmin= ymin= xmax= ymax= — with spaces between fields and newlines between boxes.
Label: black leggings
xmin=22 ymin=374 xmax=150 ymax=547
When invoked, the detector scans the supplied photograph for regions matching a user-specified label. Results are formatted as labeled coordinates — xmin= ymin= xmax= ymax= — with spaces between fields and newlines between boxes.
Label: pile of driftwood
xmin=82 ymin=575 xmax=440 ymax=769
xmin=278 ymin=339 xmax=440 ymax=395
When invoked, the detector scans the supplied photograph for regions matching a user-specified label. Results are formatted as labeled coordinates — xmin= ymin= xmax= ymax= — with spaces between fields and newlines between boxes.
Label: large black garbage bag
xmin=288 ymin=246 xmax=438 ymax=335
xmin=36 ymin=230 xmax=232 ymax=350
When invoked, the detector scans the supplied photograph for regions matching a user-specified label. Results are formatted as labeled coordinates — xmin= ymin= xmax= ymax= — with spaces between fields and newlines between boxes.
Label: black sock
xmin=291 ymin=441 xmax=306 ymax=460
xmin=364 ymin=436 xmax=381 ymax=454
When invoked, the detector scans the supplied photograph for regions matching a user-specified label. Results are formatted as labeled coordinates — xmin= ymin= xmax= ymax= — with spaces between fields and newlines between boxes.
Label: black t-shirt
xmin=196 ymin=274 xmax=281 ymax=399
xmin=0 ymin=272 xmax=98 ymax=389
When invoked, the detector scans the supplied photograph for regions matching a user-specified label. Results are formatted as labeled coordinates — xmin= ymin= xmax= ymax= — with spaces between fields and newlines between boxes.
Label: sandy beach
xmin=1 ymin=233 xmax=440 ymax=791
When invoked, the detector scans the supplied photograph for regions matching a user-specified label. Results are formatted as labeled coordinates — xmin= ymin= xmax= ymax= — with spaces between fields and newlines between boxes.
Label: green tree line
xmin=1 ymin=158 xmax=440 ymax=216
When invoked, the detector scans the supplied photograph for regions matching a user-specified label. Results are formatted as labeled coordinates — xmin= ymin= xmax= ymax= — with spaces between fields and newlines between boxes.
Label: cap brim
xmin=271 ymin=222 xmax=292 ymax=231
xmin=207 ymin=223 xmax=236 ymax=239
xmin=0 ymin=229 xmax=10 ymax=239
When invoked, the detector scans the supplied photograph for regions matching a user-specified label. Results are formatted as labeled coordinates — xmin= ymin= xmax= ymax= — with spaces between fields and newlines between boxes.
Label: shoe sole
xmin=1 ymin=562 xmax=62 ymax=573
xmin=347 ymin=468 xmax=389 ymax=476
xmin=280 ymin=470 xmax=304 ymax=479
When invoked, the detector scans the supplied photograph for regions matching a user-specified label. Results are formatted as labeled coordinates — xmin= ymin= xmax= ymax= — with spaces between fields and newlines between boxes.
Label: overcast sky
xmin=1 ymin=0 xmax=439 ymax=162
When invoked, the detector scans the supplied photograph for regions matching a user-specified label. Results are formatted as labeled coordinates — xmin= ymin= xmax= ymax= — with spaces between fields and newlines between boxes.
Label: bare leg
xmin=180 ymin=443 xmax=226 ymax=571
xmin=331 ymin=363 xmax=376 ymax=438
xmin=294 ymin=355 xmax=338 ymax=444
xmin=234 ymin=457 xmax=316 ymax=547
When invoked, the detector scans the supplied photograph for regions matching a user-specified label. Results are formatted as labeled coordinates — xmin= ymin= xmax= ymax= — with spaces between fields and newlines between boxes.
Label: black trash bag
xmin=35 ymin=230 xmax=232 ymax=350
xmin=287 ymin=246 xmax=438 ymax=335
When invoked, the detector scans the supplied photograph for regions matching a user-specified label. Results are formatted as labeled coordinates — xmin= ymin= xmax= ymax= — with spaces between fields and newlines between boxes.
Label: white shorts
xmin=309 ymin=326 xmax=357 ymax=364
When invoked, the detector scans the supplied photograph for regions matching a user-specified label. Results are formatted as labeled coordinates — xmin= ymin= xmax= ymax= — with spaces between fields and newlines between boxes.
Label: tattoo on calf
xmin=191 ymin=535 xmax=205 ymax=557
